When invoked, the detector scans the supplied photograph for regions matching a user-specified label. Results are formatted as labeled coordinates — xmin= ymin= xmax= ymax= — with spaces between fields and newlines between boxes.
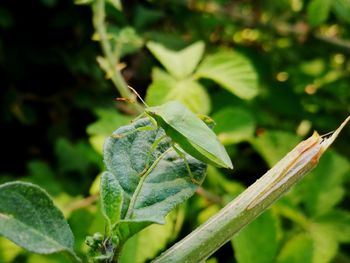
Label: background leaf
xmin=277 ymin=234 xmax=314 ymax=263
xmin=0 ymin=237 xmax=22 ymax=263
xmin=212 ymin=107 xmax=255 ymax=145
xmin=307 ymin=0 xmax=332 ymax=26
xmin=251 ymin=131 xmax=300 ymax=167
xmin=312 ymin=210 xmax=350 ymax=243
xmin=147 ymin=41 xmax=205 ymax=79
xmin=106 ymin=0 xmax=122 ymax=11
xmin=309 ymin=222 xmax=338 ymax=263
xmin=3 ymin=0 xmax=350 ymax=261
xmin=0 ymin=182 xmax=79 ymax=260
xmin=196 ymin=51 xmax=258 ymax=100
xmin=332 ymin=0 xmax=350 ymax=24
xmin=292 ymin=152 xmax=350 ymax=216
xmin=87 ymin=108 xmax=132 ymax=154
xmin=146 ymin=68 xmax=211 ymax=114
xmin=119 ymin=212 xmax=177 ymax=263
xmin=232 ymin=210 xmax=279 ymax=263
xmin=87 ymin=109 xmax=132 ymax=136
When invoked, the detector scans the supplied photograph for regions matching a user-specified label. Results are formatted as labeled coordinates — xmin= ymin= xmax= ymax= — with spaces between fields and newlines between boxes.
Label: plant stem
xmin=152 ymin=127 xmax=348 ymax=263
xmin=92 ymin=0 xmax=143 ymax=113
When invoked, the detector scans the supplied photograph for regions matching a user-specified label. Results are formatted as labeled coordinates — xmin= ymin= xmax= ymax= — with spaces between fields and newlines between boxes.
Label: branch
xmin=153 ymin=117 xmax=350 ymax=263
xmin=208 ymin=4 xmax=350 ymax=53
xmin=314 ymin=33 xmax=350 ymax=52
xmin=64 ymin=194 xmax=98 ymax=213
xmin=92 ymin=0 xmax=144 ymax=113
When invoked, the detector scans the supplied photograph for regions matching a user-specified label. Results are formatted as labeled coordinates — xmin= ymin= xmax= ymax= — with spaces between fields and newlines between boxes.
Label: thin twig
xmin=65 ymin=194 xmax=99 ymax=212
xmin=197 ymin=3 xmax=350 ymax=53
xmin=92 ymin=0 xmax=144 ymax=113
xmin=196 ymin=187 xmax=223 ymax=205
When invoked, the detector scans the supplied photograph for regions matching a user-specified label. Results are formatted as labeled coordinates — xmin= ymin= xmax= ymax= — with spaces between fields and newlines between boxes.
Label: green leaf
xmin=205 ymin=166 xmax=244 ymax=199
xmin=293 ymin=151 xmax=350 ymax=216
xmin=147 ymin=41 xmax=205 ymax=79
xmin=55 ymin=138 xmax=102 ymax=175
xmin=309 ymin=220 xmax=339 ymax=263
xmin=74 ymin=0 xmax=93 ymax=5
xmin=133 ymin=5 xmax=163 ymax=30
xmin=106 ymin=0 xmax=122 ymax=11
xmin=145 ymin=101 xmax=233 ymax=169
xmin=197 ymin=205 xmax=221 ymax=225
xmin=22 ymin=161 xmax=62 ymax=196
xmin=146 ymin=68 xmax=211 ymax=114
xmin=120 ymin=213 xmax=177 ymax=263
xmin=232 ymin=210 xmax=279 ymax=263
xmin=313 ymin=210 xmax=350 ymax=243
xmin=212 ymin=107 xmax=255 ymax=144
xmin=87 ymin=108 xmax=132 ymax=154
xmin=87 ymin=108 xmax=133 ymax=136
xmin=0 ymin=237 xmax=22 ymax=263
xmin=307 ymin=0 xmax=332 ymax=26
xmin=27 ymin=253 xmax=71 ymax=263
xmin=251 ymin=130 xmax=300 ymax=167
xmin=89 ymin=135 xmax=106 ymax=155
xmin=111 ymin=27 xmax=143 ymax=58
xmin=277 ymin=234 xmax=314 ymax=263
xmin=0 ymin=182 xmax=79 ymax=260
xmin=100 ymin=172 xmax=123 ymax=229
xmin=68 ymin=208 xmax=95 ymax=254
xmin=104 ymin=118 xmax=207 ymax=240
xmin=332 ymin=0 xmax=350 ymax=24
xmin=94 ymin=27 xmax=143 ymax=59
xmin=196 ymin=51 xmax=258 ymax=100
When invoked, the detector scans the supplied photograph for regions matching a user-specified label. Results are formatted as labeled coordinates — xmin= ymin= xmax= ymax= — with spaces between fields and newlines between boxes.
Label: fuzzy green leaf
xmin=100 ymin=172 xmax=123 ymax=228
xmin=147 ymin=41 xmax=205 ymax=79
xmin=0 ymin=182 xmax=79 ymax=260
xmin=104 ymin=118 xmax=206 ymax=240
xmin=196 ymin=51 xmax=258 ymax=100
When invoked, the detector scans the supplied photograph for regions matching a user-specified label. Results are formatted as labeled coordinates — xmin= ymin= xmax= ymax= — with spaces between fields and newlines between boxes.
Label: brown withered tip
xmin=115 ymin=97 xmax=135 ymax=103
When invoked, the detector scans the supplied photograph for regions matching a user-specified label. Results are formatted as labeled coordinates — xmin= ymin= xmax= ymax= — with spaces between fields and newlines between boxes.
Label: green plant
xmin=2 ymin=0 xmax=350 ymax=262
xmin=1 ymin=103 xmax=349 ymax=262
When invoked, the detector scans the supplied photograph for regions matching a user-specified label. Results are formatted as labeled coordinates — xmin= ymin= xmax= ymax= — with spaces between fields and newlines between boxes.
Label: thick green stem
xmin=152 ymin=125 xmax=349 ymax=263
xmin=92 ymin=0 xmax=143 ymax=113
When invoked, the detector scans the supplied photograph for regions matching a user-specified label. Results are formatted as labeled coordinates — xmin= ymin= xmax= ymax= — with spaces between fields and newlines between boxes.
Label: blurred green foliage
xmin=1 ymin=0 xmax=350 ymax=262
